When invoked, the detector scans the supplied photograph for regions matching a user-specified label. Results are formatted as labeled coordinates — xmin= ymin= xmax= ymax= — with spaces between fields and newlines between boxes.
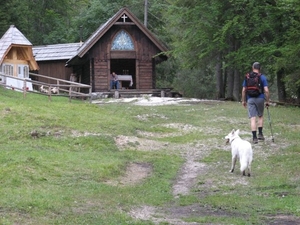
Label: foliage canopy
xmin=1 ymin=0 xmax=299 ymax=101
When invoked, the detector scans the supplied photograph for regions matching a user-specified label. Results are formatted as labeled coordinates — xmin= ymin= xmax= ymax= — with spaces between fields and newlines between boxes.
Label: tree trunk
xmin=277 ymin=68 xmax=286 ymax=102
xmin=233 ymin=69 xmax=240 ymax=101
xmin=226 ymin=68 xmax=234 ymax=100
xmin=232 ymin=40 xmax=241 ymax=101
xmin=297 ymin=87 xmax=300 ymax=104
xmin=215 ymin=55 xmax=224 ymax=99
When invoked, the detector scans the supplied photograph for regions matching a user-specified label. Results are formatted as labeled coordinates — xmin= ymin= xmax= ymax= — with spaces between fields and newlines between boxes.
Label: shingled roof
xmin=33 ymin=43 xmax=82 ymax=61
xmin=66 ymin=7 xmax=168 ymax=66
xmin=0 ymin=25 xmax=33 ymax=65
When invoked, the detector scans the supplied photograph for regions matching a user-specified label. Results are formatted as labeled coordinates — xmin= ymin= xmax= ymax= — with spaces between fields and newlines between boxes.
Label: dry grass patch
xmin=104 ymin=162 xmax=153 ymax=187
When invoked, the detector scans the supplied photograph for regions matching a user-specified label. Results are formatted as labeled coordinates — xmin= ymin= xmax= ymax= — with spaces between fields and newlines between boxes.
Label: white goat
xmin=40 ymin=85 xmax=58 ymax=94
xmin=51 ymin=87 xmax=58 ymax=94
xmin=40 ymin=85 xmax=48 ymax=93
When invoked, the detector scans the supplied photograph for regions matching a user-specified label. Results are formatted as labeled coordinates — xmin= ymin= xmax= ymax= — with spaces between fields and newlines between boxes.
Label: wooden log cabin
xmin=33 ymin=7 xmax=168 ymax=92
xmin=0 ymin=25 xmax=39 ymax=90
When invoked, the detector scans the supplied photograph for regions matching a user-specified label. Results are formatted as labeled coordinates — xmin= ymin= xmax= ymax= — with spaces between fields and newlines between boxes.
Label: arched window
xmin=111 ymin=30 xmax=134 ymax=50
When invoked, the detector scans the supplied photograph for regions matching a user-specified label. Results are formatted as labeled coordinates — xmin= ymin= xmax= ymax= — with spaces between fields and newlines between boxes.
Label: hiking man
xmin=242 ymin=62 xmax=270 ymax=144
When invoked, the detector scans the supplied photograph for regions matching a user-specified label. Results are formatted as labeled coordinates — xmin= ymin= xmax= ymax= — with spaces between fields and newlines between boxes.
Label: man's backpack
xmin=245 ymin=72 xmax=262 ymax=97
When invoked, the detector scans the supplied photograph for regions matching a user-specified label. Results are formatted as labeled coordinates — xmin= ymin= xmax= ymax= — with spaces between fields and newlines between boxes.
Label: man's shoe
xmin=258 ymin=134 xmax=265 ymax=141
xmin=253 ymin=138 xmax=258 ymax=144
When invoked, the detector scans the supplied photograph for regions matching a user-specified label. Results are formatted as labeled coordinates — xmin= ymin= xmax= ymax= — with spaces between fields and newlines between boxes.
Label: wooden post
xmin=89 ymin=86 xmax=92 ymax=103
xmin=78 ymin=74 xmax=81 ymax=93
xmin=48 ymin=85 xmax=52 ymax=102
xmin=114 ymin=90 xmax=119 ymax=98
xmin=23 ymin=80 xmax=27 ymax=98
xmin=57 ymin=80 xmax=60 ymax=94
xmin=69 ymin=84 xmax=72 ymax=102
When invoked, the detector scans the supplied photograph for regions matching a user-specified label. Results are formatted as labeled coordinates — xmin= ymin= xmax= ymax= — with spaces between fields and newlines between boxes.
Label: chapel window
xmin=111 ymin=30 xmax=134 ymax=50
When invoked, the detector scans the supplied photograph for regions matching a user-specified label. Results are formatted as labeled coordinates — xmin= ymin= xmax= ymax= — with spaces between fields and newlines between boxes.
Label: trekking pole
xmin=266 ymin=106 xmax=274 ymax=142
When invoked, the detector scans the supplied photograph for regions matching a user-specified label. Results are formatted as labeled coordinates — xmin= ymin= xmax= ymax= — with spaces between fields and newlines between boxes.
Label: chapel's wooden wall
xmin=93 ymin=59 xmax=108 ymax=91
xmin=88 ymin=25 xmax=163 ymax=91
xmin=138 ymin=61 xmax=152 ymax=89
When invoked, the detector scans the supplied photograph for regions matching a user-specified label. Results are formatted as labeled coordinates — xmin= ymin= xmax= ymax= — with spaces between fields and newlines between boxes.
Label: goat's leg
xmin=247 ymin=164 xmax=251 ymax=177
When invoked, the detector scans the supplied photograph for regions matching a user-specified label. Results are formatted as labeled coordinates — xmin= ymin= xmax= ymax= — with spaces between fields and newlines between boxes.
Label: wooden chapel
xmin=33 ymin=7 xmax=168 ymax=92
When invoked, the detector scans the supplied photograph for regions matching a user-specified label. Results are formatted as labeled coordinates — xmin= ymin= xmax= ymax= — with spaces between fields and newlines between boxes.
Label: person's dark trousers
xmin=110 ymin=80 xmax=119 ymax=89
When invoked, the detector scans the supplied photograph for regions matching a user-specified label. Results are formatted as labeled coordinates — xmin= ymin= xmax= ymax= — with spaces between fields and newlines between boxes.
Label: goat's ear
xmin=231 ymin=129 xmax=235 ymax=134
xmin=236 ymin=129 xmax=240 ymax=135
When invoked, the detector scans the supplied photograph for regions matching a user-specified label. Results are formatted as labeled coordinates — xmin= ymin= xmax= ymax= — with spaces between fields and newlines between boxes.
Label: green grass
xmin=0 ymin=87 xmax=299 ymax=224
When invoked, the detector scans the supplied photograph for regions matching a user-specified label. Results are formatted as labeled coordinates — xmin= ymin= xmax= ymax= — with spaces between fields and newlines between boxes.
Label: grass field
xmin=0 ymin=87 xmax=299 ymax=225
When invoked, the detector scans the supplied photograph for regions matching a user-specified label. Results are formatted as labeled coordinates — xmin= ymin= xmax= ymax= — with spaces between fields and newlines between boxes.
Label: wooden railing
xmin=0 ymin=72 xmax=92 ymax=102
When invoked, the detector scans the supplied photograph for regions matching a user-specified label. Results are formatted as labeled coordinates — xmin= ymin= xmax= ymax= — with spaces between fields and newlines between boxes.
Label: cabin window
xmin=3 ymin=64 xmax=13 ymax=76
xmin=111 ymin=30 xmax=134 ymax=50
xmin=24 ymin=66 xmax=29 ymax=78
xmin=18 ymin=65 xmax=29 ymax=78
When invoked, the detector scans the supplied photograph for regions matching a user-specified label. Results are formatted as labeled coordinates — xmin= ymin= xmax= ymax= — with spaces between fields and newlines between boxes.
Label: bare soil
xmin=110 ymin=130 xmax=298 ymax=224
xmin=97 ymin=98 xmax=300 ymax=225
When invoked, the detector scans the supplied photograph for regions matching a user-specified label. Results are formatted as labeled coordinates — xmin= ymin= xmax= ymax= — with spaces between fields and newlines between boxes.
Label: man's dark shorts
xmin=247 ymin=97 xmax=265 ymax=118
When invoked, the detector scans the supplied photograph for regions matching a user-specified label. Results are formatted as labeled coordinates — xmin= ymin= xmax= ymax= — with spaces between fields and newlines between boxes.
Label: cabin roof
xmin=0 ymin=25 xmax=33 ymax=64
xmin=33 ymin=43 xmax=82 ymax=61
xmin=66 ymin=7 xmax=168 ymax=65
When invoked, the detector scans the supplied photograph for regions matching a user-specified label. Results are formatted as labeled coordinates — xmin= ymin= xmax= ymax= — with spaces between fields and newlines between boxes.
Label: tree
xmin=164 ymin=0 xmax=300 ymax=101
xmin=1 ymin=0 xmax=80 ymax=45
xmin=163 ymin=0 xmax=225 ymax=98
xmin=221 ymin=0 xmax=300 ymax=103
xmin=275 ymin=0 xmax=300 ymax=103
xmin=0 ymin=0 xmax=12 ymax=37
xmin=2 ymin=0 xmax=299 ymax=101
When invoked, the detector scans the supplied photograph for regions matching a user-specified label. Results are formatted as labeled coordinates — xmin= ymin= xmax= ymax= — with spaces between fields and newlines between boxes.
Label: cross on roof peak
xmin=121 ymin=14 xmax=128 ymax=22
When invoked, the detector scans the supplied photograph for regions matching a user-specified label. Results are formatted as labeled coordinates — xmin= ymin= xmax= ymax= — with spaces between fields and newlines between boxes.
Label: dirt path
xmin=111 ymin=131 xmax=299 ymax=225
xmin=108 ymin=122 xmax=228 ymax=224
xmin=97 ymin=98 xmax=299 ymax=225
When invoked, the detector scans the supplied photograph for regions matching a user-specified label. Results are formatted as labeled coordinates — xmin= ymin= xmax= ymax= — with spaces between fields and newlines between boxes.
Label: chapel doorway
xmin=110 ymin=59 xmax=136 ymax=89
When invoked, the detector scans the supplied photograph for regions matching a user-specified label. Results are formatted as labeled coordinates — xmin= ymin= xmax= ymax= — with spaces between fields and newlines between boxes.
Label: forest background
xmin=1 ymin=0 xmax=299 ymax=103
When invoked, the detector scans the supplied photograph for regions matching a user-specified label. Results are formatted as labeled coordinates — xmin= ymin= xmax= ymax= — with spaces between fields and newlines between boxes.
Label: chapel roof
xmin=31 ymin=7 xmax=168 ymax=66
xmin=66 ymin=7 xmax=168 ymax=65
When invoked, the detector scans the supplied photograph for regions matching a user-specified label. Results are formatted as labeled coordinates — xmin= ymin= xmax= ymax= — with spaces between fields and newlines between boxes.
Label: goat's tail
xmin=240 ymin=156 xmax=252 ymax=175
